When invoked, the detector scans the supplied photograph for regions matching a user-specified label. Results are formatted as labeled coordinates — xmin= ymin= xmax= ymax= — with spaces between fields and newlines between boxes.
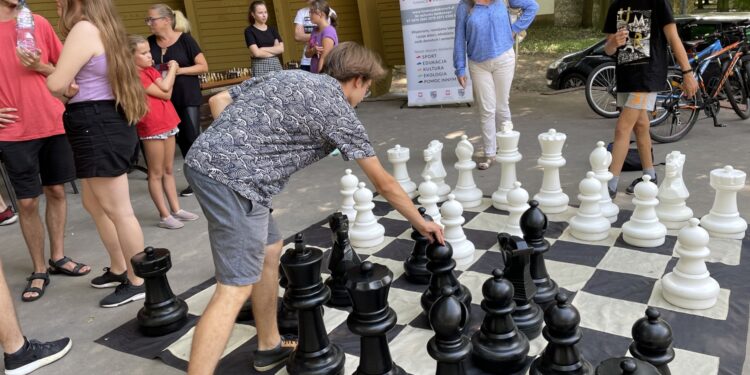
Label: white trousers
xmin=468 ymin=49 xmax=516 ymax=157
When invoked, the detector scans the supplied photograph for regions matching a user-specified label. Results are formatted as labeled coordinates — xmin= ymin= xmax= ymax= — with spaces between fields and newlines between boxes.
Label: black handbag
xmin=606 ymin=141 xmax=657 ymax=172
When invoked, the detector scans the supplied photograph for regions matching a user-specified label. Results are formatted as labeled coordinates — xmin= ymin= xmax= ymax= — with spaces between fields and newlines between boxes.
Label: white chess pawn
xmin=441 ymin=194 xmax=476 ymax=266
xmin=418 ymin=176 xmax=442 ymax=226
xmin=533 ymin=129 xmax=569 ymax=214
xmin=492 ymin=121 xmax=522 ymax=210
xmin=339 ymin=169 xmax=359 ymax=222
xmin=387 ymin=145 xmax=418 ymax=199
xmin=422 ymin=140 xmax=451 ymax=202
xmin=589 ymin=141 xmax=619 ymax=223
xmin=622 ymin=175 xmax=667 ymax=247
xmin=349 ymin=182 xmax=385 ymax=248
xmin=656 ymin=151 xmax=693 ymax=230
xmin=700 ymin=165 xmax=747 ymax=240
xmin=569 ymin=172 xmax=611 ymax=242
xmin=451 ymin=135 xmax=483 ymax=208
xmin=661 ymin=218 xmax=720 ymax=310
xmin=504 ymin=181 xmax=529 ymax=237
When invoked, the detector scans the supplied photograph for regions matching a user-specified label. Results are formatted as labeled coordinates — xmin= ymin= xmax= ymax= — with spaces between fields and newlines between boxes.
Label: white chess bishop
xmin=339 ymin=169 xmax=359 ymax=222
xmin=589 ymin=141 xmax=619 ymax=223
xmin=492 ymin=121 xmax=522 ymax=210
xmin=451 ymin=135 xmax=483 ymax=208
xmin=422 ymin=140 xmax=451 ymax=202
xmin=569 ymin=172 xmax=611 ymax=242
xmin=700 ymin=165 xmax=747 ymax=240
xmin=622 ymin=175 xmax=667 ymax=247
xmin=418 ymin=176 xmax=442 ymax=225
xmin=348 ymin=182 xmax=385 ymax=248
xmin=661 ymin=218 xmax=720 ymax=310
xmin=656 ymin=151 xmax=693 ymax=230
xmin=387 ymin=145 xmax=418 ymax=199
xmin=533 ymin=129 xmax=569 ymax=214
xmin=441 ymin=194 xmax=476 ymax=266
xmin=503 ymin=182 xmax=530 ymax=237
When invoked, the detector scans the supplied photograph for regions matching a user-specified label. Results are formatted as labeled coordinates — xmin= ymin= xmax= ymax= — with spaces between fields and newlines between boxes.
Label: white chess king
xmin=700 ymin=165 xmax=747 ymax=240
xmin=569 ymin=172 xmax=611 ymax=242
xmin=452 ymin=135 xmax=483 ymax=208
xmin=339 ymin=169 xmax=359 ymax=222
xmin=656 ymin=151 xmax=692 ymax=230
xmin=622 ymin=175 xmax=667 ymax=248
xmin=441 ymin=194 xmax=476 ymax=266
xmin=387 ymin=145 xmax=418 ymax=199
xmin=492 ymin=121 xmax=522 ymax=210
xmin=589 ymin=141 xmax=619 ymax=223
xmin=533 ymin=129 xmax=569 ymax=214
xmin=348 ymin=182 xmax=385 ymax=248
xmin=421 ymin=140 xmax=451 ymax=202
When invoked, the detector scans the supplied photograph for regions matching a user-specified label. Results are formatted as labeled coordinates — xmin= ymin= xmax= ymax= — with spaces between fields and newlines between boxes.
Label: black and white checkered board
xmin=97 ymin=196 xmax=750 ymax=375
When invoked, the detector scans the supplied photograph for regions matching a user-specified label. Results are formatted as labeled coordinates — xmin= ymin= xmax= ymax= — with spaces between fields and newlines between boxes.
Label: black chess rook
xmin=131 ymin=247 xmax=188 ymax=337
xmin=326 ymin=212 xmax=362 ymax=307
xmin=498 ymin=233 xmax=543 ymax=340
xmin=404 ymin=207 xmax=433 ymax=284
xmin=421 ymin=241 xmax=472 ymax=316
xmin=427 ymin=287 xmax=473 ymax=375
xmin=629 ymin=308 xmax=675 ymax=375
xmin=595 ymin=357 xmax=660 ymax=375
xmin=520 ymin=200 xmax=559 ymax=311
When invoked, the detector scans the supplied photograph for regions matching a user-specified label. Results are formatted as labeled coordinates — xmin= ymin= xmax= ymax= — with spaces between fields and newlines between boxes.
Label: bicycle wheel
xmin=585 ymin=62 xmax=619 ymax=118
xmin=649 ymin=69 xmax=682 ymax=126
xmin=723 ymin=62 xmax=750 ymax=119
xmin=649 ymin=74 xmax=700 ymax=143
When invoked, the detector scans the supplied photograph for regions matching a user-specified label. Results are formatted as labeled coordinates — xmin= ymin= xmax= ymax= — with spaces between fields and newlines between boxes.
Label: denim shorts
xmin=185 ymin=165 xmax=282 ymax=286
xmin=617 ymin=92 xmax=657 ymax=111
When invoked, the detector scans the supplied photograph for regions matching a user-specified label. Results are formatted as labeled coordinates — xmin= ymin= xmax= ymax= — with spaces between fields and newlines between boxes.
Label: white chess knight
xmin=622 ymin=175 xmax=667 ymax=247
xmin=589 ymin=141 xmax=619 ymax=223
xmin=441 ymin=194 xmax=476 ymax=265
xmin=569 ymin=172 xmax=611 ymax=242
xmin=492 ymin=121 xmax=522 ymax=210
xmin=422 ymin=140 xmax=451 ymax=202
xmin=418 ymin=176 xmax=442 ymax=225
xmin=451 ymin=135 xmax=483 ymax=208
xmin=661 ymin=218 xmax=720 ymax=310
xmin=700 ymin=165 xmax=747 ymax=240
xmin=503 ymin=181 xmax=529 ymax=237
xmin=533 ymin=129 xmax=569 ymax=214
xmin=348 ymin=182 xmax=385 ymax=248
xmin=387 ymin=145 xmax=418 ymax=199
xmin=339 ymin=169 xmax=359 ymax=222
xmin=656 ymin=151 xmax=693 ymax=230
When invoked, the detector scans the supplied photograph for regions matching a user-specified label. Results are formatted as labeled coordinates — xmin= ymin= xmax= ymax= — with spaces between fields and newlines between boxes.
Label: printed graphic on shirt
xmin=616 ymin=7 xmax=651 ymax=65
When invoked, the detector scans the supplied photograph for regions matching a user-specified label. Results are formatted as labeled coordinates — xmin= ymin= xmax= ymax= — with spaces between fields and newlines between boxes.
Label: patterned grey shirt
xmin=185 ymin=70 xmax=376 ymax=208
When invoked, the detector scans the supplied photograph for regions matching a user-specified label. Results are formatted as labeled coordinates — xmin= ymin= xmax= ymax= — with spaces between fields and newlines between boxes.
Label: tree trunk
xmin=582 ymin=0 xmax=594 ymax=28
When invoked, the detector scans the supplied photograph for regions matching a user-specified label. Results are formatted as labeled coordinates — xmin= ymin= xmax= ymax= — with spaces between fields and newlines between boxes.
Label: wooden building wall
xmin=375 ymin=0 xmax=404 ymax=67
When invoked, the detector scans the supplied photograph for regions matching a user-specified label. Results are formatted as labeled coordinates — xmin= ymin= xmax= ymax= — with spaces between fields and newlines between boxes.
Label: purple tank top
xmin=68 ymin=54 xmax=115 ymax=104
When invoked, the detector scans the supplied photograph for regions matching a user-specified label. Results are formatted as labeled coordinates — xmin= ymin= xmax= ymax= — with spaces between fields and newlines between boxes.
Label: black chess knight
xmin=498 ymin=233 xmax=543 ymax=340
xmin=520 ymin=200 xmax=559 ymax=311
xmin=131 ymin=247 xmax=188 ymax=336
xmin=403 ymin=207 xmax=433 ymax=284
xmin=326 ymin=212 xmax=362 ymax=307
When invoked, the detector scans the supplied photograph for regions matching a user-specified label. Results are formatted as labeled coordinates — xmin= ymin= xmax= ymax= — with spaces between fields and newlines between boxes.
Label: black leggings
xmin=174 ymin=105 xmax=200 ymax=159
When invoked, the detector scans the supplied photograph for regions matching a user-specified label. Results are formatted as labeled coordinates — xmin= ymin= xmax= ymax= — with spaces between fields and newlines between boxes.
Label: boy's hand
xmin=0 ymin=108 xmax=19 ymax=128
xmin=681 ymin=73 xmax=698 ymax=98
xmin=612 ymin=29 xmax=628 ymax=47
xmin=416 ymin=220 xmax=445 ymax=245
xmin=16 ymin=47 xmax=42 ymax=71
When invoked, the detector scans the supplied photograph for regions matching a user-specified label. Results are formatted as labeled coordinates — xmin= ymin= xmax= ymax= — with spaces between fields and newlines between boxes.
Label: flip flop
xmin=22 ymin=272 xmax=49 ymax=302
xmin=47 ymin=256 xmax=91 ymax=276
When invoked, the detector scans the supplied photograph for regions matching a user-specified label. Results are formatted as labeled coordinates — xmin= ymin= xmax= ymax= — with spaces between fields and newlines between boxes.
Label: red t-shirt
xmin=137 ymin=67 xmax=180 ymax=138
xmin=0 ymin=14 xmax=65 ymax=142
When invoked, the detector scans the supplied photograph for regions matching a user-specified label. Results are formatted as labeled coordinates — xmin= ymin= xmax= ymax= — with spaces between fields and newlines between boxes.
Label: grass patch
xmin=519 ymin=25 xmax=603 ymax=55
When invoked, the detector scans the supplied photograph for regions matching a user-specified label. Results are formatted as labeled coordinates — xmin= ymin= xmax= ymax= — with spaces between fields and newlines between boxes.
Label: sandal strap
xmin=24 ymin=287 xmax=43 ymax=294
xmin=26 ymin=272 xmax=49 ymax=282
xmin=50 ymin=256 xmax=72 ymax=268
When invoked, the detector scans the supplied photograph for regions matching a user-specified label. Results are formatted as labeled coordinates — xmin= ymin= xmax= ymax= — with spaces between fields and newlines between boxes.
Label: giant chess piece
xmin=533 ymin=129 xmax=569 ymax=214
xmin=325 ymin=212 xmax=362 ymax=307
xmin=418 ymin=176 xmax=442 ymax=225
xmin=521 ymin=200 xmax=559 ymax=311
xmin=427 ymin=287 xmax=473 ymax=375
xmin=596 ymin=358 xmax=660 ymax=375
xmin=530 ymin=293 xmax=594 ymax=375
xmin=656 ymin=152 xmax=692 ymax=230
xmin=498 ymin=233 xmax=543 ymax=340
xmin=422 ymin=140 xmax=451 ymax=202
xmin=700 ymin=165 xmax=748 ymax=239
xmin=471 ymin=269 xmax=530 ymax=373
xmin=589 ymin=141 xmax=619 ymax=223
xmin=404 ymin=207 xmax=433 ymax=284
xmin=622 ymin=175 xmax=667 ymax=248
xmin=629 ymin=308 xmax=675 ymax=375
xmin=346 ymin=261 xmax=406 ymax=375
xmin=493 ymin=121 xmax=522 ymax=210
xmin=388 ymin=145 xmax=418 ymax=199
xmin=349 ymin=182 xmax=386 ymax=248
xmin=661 ymin=218 xmax=720 ymax=309
xmin=569 ymin=172 xmax=611 ymax=242
xmin=340 ymin=169 xmax=359 ymax=222
xmin=282 ymin=234 xmax=345 ymax=375
xmin=278 ymin=258 xmax=299 ymax=335
xmin=452 ymin=135 xmax=483 ymax=208
xmin=441 ymin=194 xmax=476 ymax=266
xmin=504 ymin=182 xmax=530 ymax=237
xmin=421 ymin=241 xmax=472 ymax=316
xmin=131 ymin=247 xmax=189 ymax=336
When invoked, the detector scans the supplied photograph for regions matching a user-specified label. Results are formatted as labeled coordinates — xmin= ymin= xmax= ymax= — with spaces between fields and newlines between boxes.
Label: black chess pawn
xmin=520 ymin=200 xmax=559 ymax=311
xmin=131 ymin=247 xmax=188 ymax=336
xmin=529 ymin=292 xmax=593 ymax=375
xmin=345 ymin=261 xmax=405 ymax=375
xmin=326 ymin=212 xmax=362 ymax=307
xmin=427 ymin=287 xmax=473 ymax=375
xmin=281 ymin=234 xmax=345 ymax=374
xmin=404 ymin=207 xmax=433 ymax=284
xmin=421 ymin=240 xmax=472 ymax=316
xmin=498 ymin=233 xmax=543 ymax=340
xmin=629 ymin=308 xmax=675 ymax=375
xmin=596 ymin=358 xmax=660 ymax=375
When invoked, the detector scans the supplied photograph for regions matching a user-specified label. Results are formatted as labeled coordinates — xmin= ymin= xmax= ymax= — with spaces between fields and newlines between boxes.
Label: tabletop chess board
xmin=97 ymin=196 xmax=749 ymax=375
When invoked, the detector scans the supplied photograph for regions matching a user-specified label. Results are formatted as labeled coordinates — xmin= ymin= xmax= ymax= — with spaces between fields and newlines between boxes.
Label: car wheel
xmin=561 ymin=73 xmax=586 ymax=89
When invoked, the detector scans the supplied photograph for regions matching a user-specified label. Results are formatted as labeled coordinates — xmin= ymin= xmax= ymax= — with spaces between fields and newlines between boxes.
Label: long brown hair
xmin=310 ymin=0 xmax=337 ymax=28
xmin=59 ymin=0 xmax=147 ymax=125
xmin=248 ymin=1 xmax=266 ymax=25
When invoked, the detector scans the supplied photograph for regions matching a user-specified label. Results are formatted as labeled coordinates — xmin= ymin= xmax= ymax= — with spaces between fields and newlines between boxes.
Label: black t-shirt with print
xmin=244 ymin=25 xmax=282 ymax=49
xmin=148 ymin=33 xmax=203 ymax=108
xmin=603 ymin=0 xmax=675 ymax=93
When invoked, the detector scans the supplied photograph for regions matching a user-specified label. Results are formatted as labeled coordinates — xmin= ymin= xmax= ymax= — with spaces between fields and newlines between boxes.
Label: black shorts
xmin=63 ymin=101 xmax=138 ymax=179
xmin=0 ymin=134 xmax=76 ymax=199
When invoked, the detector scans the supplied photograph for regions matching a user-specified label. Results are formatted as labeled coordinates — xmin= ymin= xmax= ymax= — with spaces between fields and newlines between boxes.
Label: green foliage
xmin=519 ymin=25 xmax=602 ymax=55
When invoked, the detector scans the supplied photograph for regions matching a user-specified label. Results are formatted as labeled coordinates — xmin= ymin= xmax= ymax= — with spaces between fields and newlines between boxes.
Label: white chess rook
xmin=418 ymin=176 xmax=442 ymax=226
xmin=340 ymin=169 xmax=359 ymax=222
xmin=452 ymin=135 xmax=483 ymax=208
xmin=656 ymin=151 xmax=693 ymax=230
xmin=700 ymin=165 xmax=747 ymax=240
xmin=622 ymin=175 xmax=667 ymax=248
xmin=504 ymin=181 xmax=529 ymax=237
xmin=661 ymin=218 xmax=720 ymax=310
xmin=492 ymin=121 xmax=522 ymax=210
xmin=388 ymin=145 xmax=418 ymax=199
xmin=422 ymin=140 xmax=451 ymax=202
xmin=349 ymin=182 xmax=385 ymax=248
xmin=533 ymin=129 xmax=569 ymax=214
xmin=441 ymin=194 xmax=476 ymax=266
xmin=569 ymin=172 xmax=611 ymax=242
xmin=589 ymin=141 xmax=619 ymax=223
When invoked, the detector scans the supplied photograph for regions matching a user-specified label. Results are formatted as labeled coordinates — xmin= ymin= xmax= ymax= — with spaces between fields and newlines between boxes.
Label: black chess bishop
xmin=629 ymin=308 xmax=674 ymax=375
xmin=326 ymin=212 xmax=362 ymax=307
xmin=520 ymin=200 xmax=559 ymax=311
xmin=427 ymin=287 xmax=473 ymax=375
xmin=403 ymin=207 xmax=433 ymax=284
xmin=131 ymin=247 xmax=189 ymax=336
xmin=498 ymin=233 xmax=543 ymax=340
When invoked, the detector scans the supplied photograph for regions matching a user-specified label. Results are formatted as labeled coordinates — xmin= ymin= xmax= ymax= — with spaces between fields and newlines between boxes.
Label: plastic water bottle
xmin=16 ymin=0 xmax=37 ymax=54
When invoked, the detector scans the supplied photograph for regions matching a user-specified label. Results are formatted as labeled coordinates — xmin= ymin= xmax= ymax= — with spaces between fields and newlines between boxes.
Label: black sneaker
xmin=99 ymin=282 xmax=145 ymax=308
xmin=608 ymin=187 xmax=617 ymax=199
xmin=3 ymin=337 xmax=72 ymax=375
xmin=625 ymin=174 xmax=658 ymax=195
xmin=180 ymin=186 xmax=194 ymax=197
xmin=253 ymin=336 xmax=297 ymax=371
xmin=90 ymin=267 xmax=127 ymax=289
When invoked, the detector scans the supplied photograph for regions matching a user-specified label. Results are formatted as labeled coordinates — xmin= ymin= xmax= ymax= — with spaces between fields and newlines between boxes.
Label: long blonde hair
xmin=150 ymin=4 xmax=191 ymax=33
xmin=59 ymin=0 xmax=147 ymax=125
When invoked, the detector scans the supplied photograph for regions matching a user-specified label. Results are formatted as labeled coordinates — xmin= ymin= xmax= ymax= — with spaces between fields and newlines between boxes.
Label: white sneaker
xmin=172 ymin=209 xmax=199 ymax=221
xmin=158 ymin=215 xmax=184 ymax=229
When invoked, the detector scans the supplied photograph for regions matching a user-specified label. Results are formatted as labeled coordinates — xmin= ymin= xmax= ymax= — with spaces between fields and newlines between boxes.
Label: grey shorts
xmin=184 ymin=166 xmax=282 ymax=286
xmin=617 ymin=92 xmax=657 ymax=111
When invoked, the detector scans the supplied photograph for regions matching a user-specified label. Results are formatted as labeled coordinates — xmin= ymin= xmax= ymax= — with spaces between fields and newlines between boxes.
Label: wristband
xmin=682 ymin=68 xmax=693 ymax=74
